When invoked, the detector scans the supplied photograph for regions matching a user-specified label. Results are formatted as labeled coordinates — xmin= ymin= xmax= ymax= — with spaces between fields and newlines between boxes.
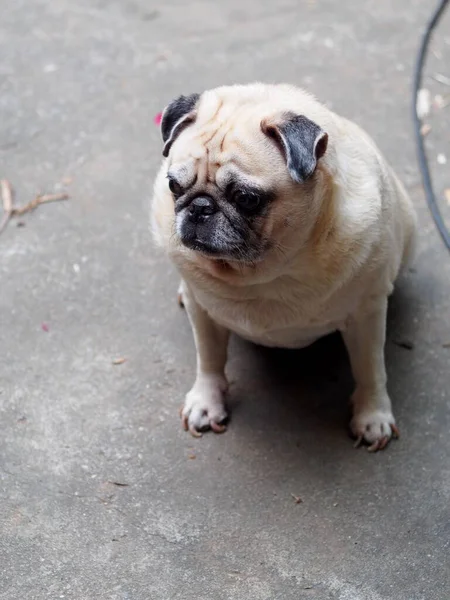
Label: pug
xmin=151 ymin=83 xmax=417 ymax=451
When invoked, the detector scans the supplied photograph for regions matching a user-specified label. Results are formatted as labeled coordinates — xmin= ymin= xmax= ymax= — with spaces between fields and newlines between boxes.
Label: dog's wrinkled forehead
xmin=164 ymin=104 xmax=259 ymax=199
xmin=160 ymin=89 xmax=328 ymax=189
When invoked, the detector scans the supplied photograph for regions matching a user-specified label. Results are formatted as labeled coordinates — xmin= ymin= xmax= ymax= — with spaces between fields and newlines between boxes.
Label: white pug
xmin=151 ymin=83 xmax=417 ymax=451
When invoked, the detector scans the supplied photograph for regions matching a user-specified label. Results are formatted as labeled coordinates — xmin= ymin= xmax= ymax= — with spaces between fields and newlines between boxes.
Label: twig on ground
xmin=291 ymin=493 xmax=303 ymax=504
xmin=432 ymin=73 xmax=450 ymax=86
xmin=0 ymin=180 xmax=14 ymax=234
xmin=0 ymin=185 xmax=69 ymax=235
xmin=12 ymin=193 xmax=69 ymax=216
xmin=393 ymin=339 xmax=414 ymax=350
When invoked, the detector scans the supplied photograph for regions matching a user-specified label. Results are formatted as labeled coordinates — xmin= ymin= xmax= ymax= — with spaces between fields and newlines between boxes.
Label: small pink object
xmin=41 ymin=323 xmax=49 ymax=332
xmin=154 ymin=112 xmax=163 ymax=126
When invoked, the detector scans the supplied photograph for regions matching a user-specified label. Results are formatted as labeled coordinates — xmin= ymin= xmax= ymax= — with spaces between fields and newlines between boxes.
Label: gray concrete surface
xmin=1 ymin=1 xmax=450 ymax=598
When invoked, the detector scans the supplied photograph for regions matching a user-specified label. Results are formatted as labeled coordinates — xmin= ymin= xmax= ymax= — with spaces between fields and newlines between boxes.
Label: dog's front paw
xmin=181 ymin=374 xmax=229 ymax=437
xmin=351 ymin=409 xmax=399 ymax=452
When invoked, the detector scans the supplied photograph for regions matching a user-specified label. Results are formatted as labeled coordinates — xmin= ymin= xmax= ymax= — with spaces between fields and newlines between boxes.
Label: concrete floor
xmin=1 ymin=1 xmax=450 ymax=598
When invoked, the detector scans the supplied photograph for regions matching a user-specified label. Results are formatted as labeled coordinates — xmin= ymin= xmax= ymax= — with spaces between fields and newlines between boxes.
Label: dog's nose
xmin=188 ymin=196 xmax=216 ymax=223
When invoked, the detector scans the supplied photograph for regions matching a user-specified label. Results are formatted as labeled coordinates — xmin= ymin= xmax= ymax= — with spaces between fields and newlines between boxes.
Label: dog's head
xmin=155 ymin=84 xmax=330 ymax=266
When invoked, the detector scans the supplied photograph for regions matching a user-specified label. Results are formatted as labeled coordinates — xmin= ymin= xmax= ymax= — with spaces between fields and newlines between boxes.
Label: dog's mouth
xmin=183 ymin=238 xmax=222 ymax=256
xmin=179 ymin=222 xmax=246 ymax=261
xmin=177 ymin=209 xmax=268 ymax=264
xmin=183 ymin=239 xmax=269 ymax=269
xmin=183 ymin=238 xmax=253 ymax=265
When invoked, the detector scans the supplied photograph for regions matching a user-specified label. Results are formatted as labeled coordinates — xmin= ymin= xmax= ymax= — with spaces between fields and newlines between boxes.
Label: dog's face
xmin=156 ymin=85 xmax=328 ymax=265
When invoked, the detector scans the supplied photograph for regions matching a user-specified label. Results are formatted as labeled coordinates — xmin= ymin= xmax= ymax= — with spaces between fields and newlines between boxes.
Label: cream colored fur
xmin=151 ymin=83 xmax=417 ymax=450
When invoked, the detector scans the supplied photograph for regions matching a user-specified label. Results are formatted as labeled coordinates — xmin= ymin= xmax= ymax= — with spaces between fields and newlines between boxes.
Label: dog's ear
xmin=161 ymin=94 xmax=200 ymax=157
xmin=261 ymin=112 xmax=328 ymax=183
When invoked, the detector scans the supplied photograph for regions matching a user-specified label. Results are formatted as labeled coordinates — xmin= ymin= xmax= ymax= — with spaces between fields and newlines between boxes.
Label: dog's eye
xmin=233 ymin=191 xmax=260 ymax=212
xmin=168 ymin=177 xmax=183 ymax=197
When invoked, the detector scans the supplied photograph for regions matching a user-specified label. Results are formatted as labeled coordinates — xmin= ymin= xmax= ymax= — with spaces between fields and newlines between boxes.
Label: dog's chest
xmin=194 ymin=283 xmax=347 ymax=349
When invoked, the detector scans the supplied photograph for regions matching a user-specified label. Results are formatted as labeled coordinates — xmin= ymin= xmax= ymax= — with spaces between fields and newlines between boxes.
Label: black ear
xmin=161 ymin=93 xmax=200 ymax=157
xmin=261 ymin=112 xmax=328 ymax=183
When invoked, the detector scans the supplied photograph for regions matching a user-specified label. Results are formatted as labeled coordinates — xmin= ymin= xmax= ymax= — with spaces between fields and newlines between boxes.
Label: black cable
xmin=413 ymin=0 xmax=450 ymax=251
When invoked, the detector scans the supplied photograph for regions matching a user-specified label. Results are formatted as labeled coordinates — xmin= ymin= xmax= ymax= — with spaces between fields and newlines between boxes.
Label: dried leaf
xmin=112 ymin=357 xmax=127 ymax=365
xmin=420 ymin=123 xmax=431 ymax=136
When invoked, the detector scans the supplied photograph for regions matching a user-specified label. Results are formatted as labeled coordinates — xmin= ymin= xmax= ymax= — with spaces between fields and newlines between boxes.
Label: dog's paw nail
xmin=181 ymin=414 xmax=189 ymax=431
xmin=210 ymin=421 xmax=227 ymax=434
xmin=353 ymin=435 xmax=363 ymax=449
xmin=188 ymin=425 xmax=203 ymax=438
xmin=390 ymin=423 xmax=400 ymax=439
xmin=367 ymin=436 xmax=389 ymax=452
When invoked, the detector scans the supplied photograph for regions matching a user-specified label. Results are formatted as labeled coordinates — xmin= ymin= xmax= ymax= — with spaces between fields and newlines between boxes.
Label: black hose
xmin=413 ymin=0 xmax=450 ymax=251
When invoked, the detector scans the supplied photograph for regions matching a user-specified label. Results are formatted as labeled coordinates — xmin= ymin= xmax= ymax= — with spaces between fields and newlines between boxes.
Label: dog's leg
xmin=342 ymin=297 xmax=398 ymax=451
xmin=180 ymin=286 xmax=230 ymax=437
